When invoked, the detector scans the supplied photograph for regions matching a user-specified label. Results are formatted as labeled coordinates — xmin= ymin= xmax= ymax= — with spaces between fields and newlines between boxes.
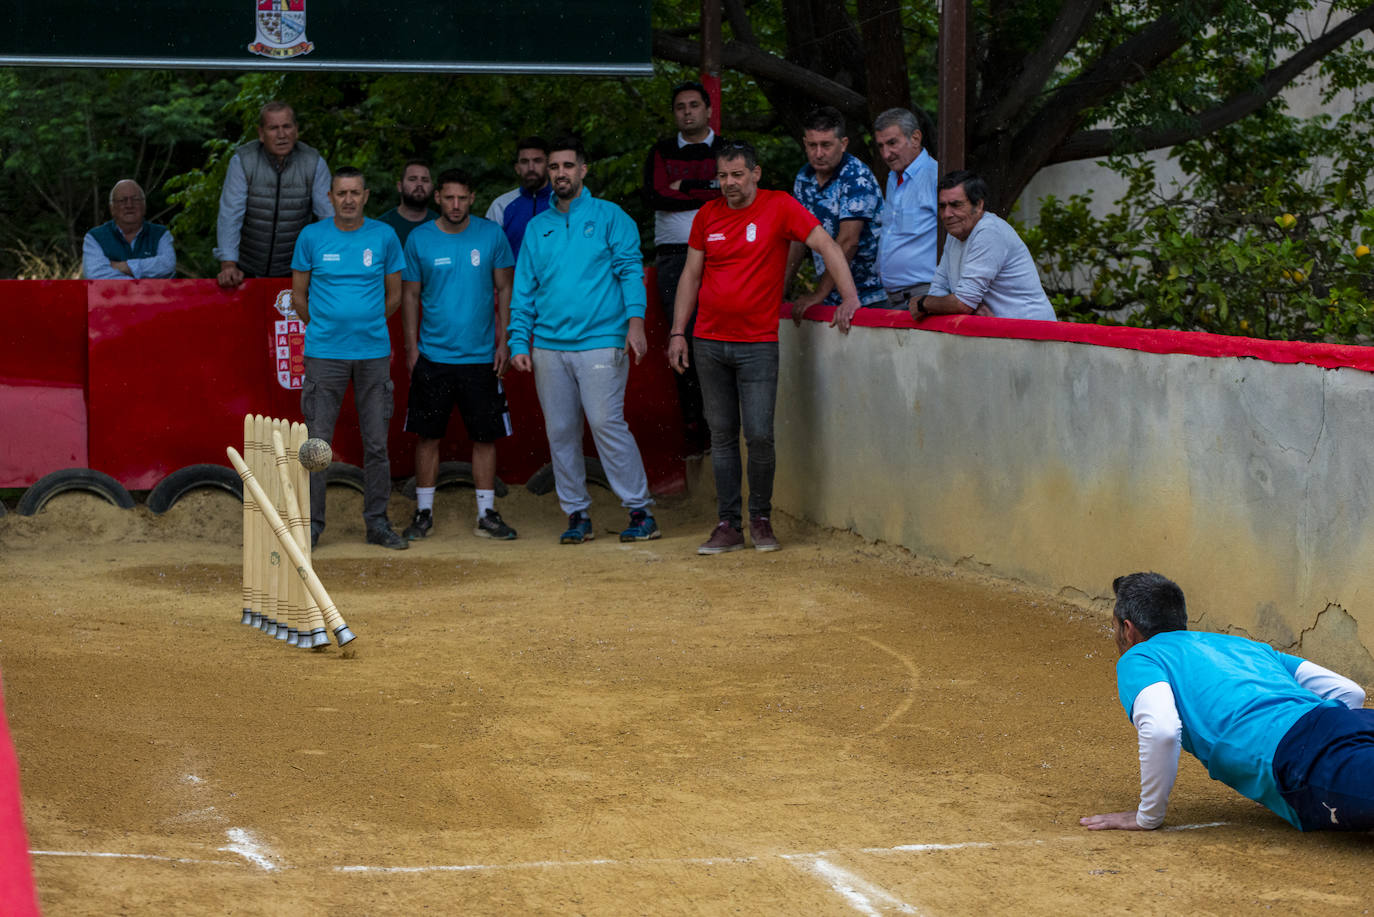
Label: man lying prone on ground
xmin=1083 ymin=572 xmax=1373 ymax=832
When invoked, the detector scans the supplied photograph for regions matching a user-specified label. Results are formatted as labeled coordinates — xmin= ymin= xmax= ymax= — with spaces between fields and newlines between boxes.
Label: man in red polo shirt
xmin=667 ymin=139 xmax=860 ymax=554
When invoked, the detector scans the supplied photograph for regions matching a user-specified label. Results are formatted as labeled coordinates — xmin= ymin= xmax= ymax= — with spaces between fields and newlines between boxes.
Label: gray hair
xmin=108 ymin=180 xmax=144 ymax=205
xmin=873 ymin=108 xmax=920 ymax=138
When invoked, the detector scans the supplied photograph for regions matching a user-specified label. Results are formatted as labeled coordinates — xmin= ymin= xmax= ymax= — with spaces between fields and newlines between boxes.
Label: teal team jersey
xmin=403 ymin=217 xmax=514 ymax=365
xmin=1116 ymin=630 xmax=1336 ymax=829
xmin=293 ymin=218 xmax=404 ymax=360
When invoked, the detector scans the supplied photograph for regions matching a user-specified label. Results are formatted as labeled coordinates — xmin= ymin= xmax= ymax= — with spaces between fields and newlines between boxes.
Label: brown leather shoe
xmin=749 ymin=516 xmax=780 ymax=551
xmin=698 ymin=520 xmax=744 ymax=555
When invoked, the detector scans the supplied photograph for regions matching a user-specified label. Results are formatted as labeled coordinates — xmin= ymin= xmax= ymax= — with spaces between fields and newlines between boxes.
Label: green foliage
xmin=1024 ymin=97 xmax=1374 ymax=343
xmin=0 ymin=68 xmax=236 ymax=275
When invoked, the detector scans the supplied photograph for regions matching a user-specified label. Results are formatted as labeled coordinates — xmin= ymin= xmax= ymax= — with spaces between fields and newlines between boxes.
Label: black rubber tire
xmin=15 ymin=468 xmax=136 ymax=516
xmin=146 ymin=464 xmax=243 ymax=515
xmin=524 ymin=456 xmax=609 ymax=495
xmin=323 ymin=462 xmax=366 ymax=493
xmin=400 ymin=461 xmax=509 ymax=500
xmin=0 ymin=499 xmax=6 ymax=517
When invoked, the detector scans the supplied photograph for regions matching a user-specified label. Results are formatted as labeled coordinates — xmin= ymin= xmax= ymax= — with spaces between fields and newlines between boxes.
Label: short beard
xmin=401 ymin=189 xmax=430 ymax=209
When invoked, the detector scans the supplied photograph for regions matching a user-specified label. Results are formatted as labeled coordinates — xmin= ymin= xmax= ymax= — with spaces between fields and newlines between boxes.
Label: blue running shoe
xmin=560 ymin=512 xmax=593 ymax=544
xmin=619 ymin=508 xmax=661 ymax=542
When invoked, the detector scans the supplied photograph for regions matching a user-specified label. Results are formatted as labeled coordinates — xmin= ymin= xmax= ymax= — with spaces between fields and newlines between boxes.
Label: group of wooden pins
xmin=227 ymin=415 xmax=356 ymax=649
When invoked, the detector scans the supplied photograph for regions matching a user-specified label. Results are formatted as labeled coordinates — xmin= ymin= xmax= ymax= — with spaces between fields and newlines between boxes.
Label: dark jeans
xmin=692 ymin=338 xmax=778 ymax=525
xmin=656 ymin=251 xmax=709 ymax=454
xmin=301 ymin=355 xmax=395 ymax=534
xmin=1273 ymin=703 xmax=1374 ymax=831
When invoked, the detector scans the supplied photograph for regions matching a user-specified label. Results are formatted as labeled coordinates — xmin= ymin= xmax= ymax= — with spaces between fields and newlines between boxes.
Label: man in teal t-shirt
xmin=1083 ymin=572 xmax=1372 ymax=832
xmin=377 ymin=161 xmax=437 ymax=246
xmin=399 ymin=168 xmax=517 ymax=543
xmin=292 ymin=166 xmax=407 ymax=550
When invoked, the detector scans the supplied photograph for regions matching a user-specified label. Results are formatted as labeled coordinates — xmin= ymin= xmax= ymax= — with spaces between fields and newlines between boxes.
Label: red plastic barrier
xmin=0 ymin=280 xmax=88 ymax=487
xmin=790 ymin=303 xmax=1374 ymax=372
xmin=4 ymin=275 xmax=687 ymax=494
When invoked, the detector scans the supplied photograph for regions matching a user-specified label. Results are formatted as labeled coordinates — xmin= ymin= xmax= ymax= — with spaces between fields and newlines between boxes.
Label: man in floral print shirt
xmin=786 ymin=106 xmax=887 ymax=317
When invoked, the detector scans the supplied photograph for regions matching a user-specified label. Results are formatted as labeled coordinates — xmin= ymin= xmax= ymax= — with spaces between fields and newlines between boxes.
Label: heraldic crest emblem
xmin=249 ymin=0 xmax=315 ymax=59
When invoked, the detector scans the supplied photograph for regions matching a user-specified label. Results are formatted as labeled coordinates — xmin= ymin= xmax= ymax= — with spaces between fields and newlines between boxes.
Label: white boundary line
xmin=30 ymin=822 xmax=1231 ymax=877
xmin=782 ymin=855 xmax=921 ymax=916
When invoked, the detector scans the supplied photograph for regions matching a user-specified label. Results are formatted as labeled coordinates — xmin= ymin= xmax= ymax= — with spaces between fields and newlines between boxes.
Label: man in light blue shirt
xmin=873 ymin=108 xmax=938 ymax=313
xmin=82 ymin=180 xmax=175 ymax=279
xmin=914 ymin=171 xmax=1056 ymax=322
xmin=1083 ymin=572 xmax=1374 ymax=832
xmin=400 ymin=169 xmax=518 ymax=543
xmin=292 ymin=166 xmax=406 ymax=550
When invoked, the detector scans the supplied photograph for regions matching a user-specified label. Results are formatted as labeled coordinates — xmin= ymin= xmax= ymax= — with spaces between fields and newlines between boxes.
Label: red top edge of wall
xmin=785 ymin=304 xmax=1374 ymax=373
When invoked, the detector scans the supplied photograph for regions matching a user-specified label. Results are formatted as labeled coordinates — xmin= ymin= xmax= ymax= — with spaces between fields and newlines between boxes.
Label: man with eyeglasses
xmin=667 ymin=139 xmax=859 ymax=554
xmin=82 ymin=179 xmax=176 ymax=279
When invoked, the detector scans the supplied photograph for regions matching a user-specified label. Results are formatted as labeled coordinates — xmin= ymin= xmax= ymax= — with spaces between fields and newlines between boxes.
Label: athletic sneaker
xmin=474 ymin=508 xmax=517 ymax=540
xmin=698 ymin=520 xmax=744 ymax=554
xmin=750 ymin=516 xmax=780 ymax=551
xmin=619 ymin=509 xmax=661 ymax=542
xmin=366 ymin=523 xmax=409 ymax=550
xmin=560 ymin=512 xmax=593 ymax=544
xmin=403 ymin=509 xmax=433 ymax=540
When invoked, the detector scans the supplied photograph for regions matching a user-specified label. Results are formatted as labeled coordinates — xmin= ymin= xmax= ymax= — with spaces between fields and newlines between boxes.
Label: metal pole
xmin=936 ymin=0 xmax=966 ymax=175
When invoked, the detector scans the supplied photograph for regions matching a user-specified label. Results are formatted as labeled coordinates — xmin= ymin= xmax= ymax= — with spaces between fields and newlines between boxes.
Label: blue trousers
xmin=1272 ymin=704 xmax=1374 ymax=831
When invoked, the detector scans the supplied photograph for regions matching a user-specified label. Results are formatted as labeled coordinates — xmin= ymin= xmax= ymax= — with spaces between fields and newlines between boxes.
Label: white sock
xmin=416 ymin=486 xmax=436 ymax=512
xmin=476 ymin=489 xmax=495 ymax=518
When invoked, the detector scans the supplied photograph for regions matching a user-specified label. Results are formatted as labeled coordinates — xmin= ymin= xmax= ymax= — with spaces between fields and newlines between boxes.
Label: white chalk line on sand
xmin=30 ymin=822 xmax=1230 ymax=873
xmin=31 ymin=820 xmax=1231 ymax=916
xmin=330 ymin=822 xmax=1230 ymax=874
xmin=781 ymin=855 xmax=921 ymax=916
xmin=218 ymin=827 xmax=281 ymax=871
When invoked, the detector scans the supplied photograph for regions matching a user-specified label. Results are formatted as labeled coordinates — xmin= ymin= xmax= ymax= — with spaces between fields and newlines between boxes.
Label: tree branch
xmin=722 ymin=0 xmax=756 ymax=46
xmin=1046 ymin=4 xmax=1374 ymax=163
xmin=982 ymin=0 xmax=1108 ymax=129
xmin=653 ymin=30 xmax=868 ymax=118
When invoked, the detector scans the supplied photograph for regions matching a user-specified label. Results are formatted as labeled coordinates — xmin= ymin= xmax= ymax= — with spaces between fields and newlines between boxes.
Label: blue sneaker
xmin=560 ymin=512 xmax=593 ymax=544
xmin=619 ymin=508 xmax=661 ymax=542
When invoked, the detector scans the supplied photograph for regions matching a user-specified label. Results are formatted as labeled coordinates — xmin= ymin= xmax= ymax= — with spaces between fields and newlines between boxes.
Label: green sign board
xmin=0 ymin=1 xmax=651 ymax=74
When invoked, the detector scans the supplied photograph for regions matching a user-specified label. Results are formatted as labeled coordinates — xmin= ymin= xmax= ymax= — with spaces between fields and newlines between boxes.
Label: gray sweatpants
xmin=301 ymin=355 xmax=395 ymax=534
xmin=531 ymin=347 xmax=652 ymax=516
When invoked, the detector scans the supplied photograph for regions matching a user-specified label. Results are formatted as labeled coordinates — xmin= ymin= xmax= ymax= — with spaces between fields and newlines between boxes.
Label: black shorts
xmin=403 ymin=355 xmax=512 ymax=443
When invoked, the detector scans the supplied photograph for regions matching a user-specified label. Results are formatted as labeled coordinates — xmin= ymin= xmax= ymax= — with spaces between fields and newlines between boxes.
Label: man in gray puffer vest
xmin=216 ymin=101 xmax=333 ymax=287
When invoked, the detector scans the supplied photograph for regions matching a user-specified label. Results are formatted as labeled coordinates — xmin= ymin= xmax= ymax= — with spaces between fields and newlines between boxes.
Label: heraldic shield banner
xmin=250 ymin=0 xmax=314 ymax=60
xmin=0 ymin=0 xmax=650 ymax=73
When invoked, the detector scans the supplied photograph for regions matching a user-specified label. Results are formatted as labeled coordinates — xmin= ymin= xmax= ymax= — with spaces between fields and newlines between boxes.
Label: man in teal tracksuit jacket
xmin=508 ymin=135 xmax=661 ymax=546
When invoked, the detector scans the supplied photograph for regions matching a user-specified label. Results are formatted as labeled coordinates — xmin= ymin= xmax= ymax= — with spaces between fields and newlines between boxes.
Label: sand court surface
xmin=1 ymin=485 xmax=1370 ymax=915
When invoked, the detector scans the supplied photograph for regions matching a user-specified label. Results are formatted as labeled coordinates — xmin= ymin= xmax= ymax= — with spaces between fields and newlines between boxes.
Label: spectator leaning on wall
xmin=216 ymin=101 xmax=333 ymax=287
xmin=913 ymin=171 xmax=1056 ymax=322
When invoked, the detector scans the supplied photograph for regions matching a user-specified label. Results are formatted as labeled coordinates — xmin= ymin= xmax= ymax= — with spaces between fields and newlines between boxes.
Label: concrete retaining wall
xmin=773 ymin=322 xmax=1374 ymax=681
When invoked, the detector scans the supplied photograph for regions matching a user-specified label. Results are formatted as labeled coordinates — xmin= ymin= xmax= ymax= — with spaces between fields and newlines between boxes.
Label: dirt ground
xmin=0 ymin=478 xmax=1371 ymax=916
